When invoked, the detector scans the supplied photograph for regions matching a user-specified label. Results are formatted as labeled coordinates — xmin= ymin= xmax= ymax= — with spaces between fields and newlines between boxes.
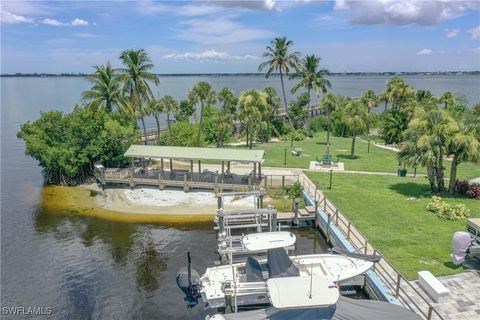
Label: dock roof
xmin=124 ymin=145 xmax=264 ymax=163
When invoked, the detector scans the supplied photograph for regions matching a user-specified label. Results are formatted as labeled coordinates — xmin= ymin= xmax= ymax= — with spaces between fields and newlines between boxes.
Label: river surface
xmin=1 ymin=75 xmax=479 ymax=319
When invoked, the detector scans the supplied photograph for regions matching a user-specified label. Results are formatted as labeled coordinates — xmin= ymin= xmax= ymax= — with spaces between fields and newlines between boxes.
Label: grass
xmin=234 ymin=131 xmax=480 ymax=180
xmin=306 ymin=172 xmax=480 ymax=280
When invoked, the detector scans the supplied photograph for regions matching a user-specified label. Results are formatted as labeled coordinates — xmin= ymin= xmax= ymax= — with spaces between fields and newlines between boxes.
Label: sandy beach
xmin=94 ymin=185 xmax=256 ymax=215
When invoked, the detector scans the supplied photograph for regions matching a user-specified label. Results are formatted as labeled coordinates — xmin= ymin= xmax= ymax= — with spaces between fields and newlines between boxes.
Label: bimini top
xmin=124 ymin=145 xmax=264 ymax=163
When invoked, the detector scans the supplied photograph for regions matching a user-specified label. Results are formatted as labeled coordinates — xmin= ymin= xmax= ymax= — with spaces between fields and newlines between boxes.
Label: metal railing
xmin=299 ymin=173 xmax=445 ymax=320
xmin=262 ymin=174 xmax=299 ymax=188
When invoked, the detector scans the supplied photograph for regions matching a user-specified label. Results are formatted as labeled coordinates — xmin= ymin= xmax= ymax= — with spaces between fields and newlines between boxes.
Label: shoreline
xmin=40 ymin=183 xmax=257 ymax=224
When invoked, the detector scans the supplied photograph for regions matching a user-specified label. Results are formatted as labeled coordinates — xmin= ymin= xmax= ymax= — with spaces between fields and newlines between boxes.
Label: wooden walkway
xmin=299 ymin=173 xmax=446 ymax=320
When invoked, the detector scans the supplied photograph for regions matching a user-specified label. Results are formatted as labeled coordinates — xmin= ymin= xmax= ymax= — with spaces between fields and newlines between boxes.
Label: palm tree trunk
xmin=448 ymin=154 xmax=458 ymax=194
xmin=366 ymin=108 xmax=371 ymax=134
xmin=167 ymin=112 xmax=172 ymax=145
xmin=196 ymin=102 xmax=204 ymax=146
xmin=436 ymin=153 xmax=446 ymax=193
xmin=350 ymin=129 xmax=356 ymax=159
xmin=139 ymin=107 xmax=148 ymax=145
xmin=154 ymin=114 xmax=161 ymax=143
xmin=306 ymin=88 xmax=312 ymax=137
xmin=427 ymin=163 xmax=437 ymax=193
xmin=279 ymin=69 xmax=292 ymax=126
xmin=326 ymin=111 xmax=331 ymax=145
xmin=384 ymin=101 xmax=387 ymax=112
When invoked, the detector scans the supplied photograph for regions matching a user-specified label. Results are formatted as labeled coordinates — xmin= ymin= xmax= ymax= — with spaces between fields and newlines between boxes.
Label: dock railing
xmin=299 ymin=173 xmax=445 ymax=320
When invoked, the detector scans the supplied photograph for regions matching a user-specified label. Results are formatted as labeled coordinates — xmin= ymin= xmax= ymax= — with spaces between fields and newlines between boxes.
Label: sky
xmin=1 ymin=0 xmax=480 ymax=73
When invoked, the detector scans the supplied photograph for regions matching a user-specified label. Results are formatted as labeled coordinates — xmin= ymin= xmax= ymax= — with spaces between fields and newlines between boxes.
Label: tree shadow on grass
xmin=336 ymin=154 xmax=360 ymax=160
xmin=389 ymin=182 xmax=432 ymax=198
xmin=315 ymin=141 xmax=327 ymax=145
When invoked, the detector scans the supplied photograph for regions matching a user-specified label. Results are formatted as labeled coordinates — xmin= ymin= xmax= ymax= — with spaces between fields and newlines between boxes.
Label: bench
xmin=418 ymin=271 xmax=449 ymax=303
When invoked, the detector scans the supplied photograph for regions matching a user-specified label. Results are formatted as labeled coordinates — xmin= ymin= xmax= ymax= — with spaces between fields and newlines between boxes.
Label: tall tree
xmin=238 ymin=90 xmax=268 ymax=149
xmin=447 ymin=126 xmax=480 ymax=193
xmin=188 ymin=82 xmax=217 ymax=147
xmin=119 ymin=49 xmax=159 ymax=143
xmin=158 ymin=95 xmax=179 ymax=145
xmin=386 ymin=77 xmax=413 ymax=110
xmin=360 ymin=90 xmax=379 ymax=134
xmin=438 ymin=91 xmax=455 ymax=109
xmin=145 ymin=99 xmax=162 ymax=142
xmin=81 ymin=63 xmax=122 ymax=113
xmin=320 ymin=93 xmax=338 ymax=147
xmin=264 ymin=87 xmax=281 ymax=142
xmin=291 ymin=54 xmax=331 ymax=136
xmin=399 ymin=109 xmax=456 ymax=193
xmin=258 ymin=37 xmax=300 ymax=125
xmin=380 ymin=91 xmax=390 ymax=112
xmin=343 ymin=100 xmax=368 ymax=159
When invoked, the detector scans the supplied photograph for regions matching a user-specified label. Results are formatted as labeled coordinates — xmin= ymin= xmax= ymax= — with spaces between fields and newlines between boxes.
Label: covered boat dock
xmin=96 ymin=145 xmax=265 ymax=191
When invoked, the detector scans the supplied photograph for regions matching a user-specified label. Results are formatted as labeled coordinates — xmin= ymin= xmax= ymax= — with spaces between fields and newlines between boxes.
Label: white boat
xmin=200 ymin=247 xmax=375 ymax=308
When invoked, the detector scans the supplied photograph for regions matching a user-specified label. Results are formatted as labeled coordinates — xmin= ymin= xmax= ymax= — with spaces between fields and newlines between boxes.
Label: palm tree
xmin=118 ymin=95 xmax=140 ymax=129
xmin=386 ymin=77 xmax=413 ymax=110
xmin=343 ymin=100 xmax=368 ymax=159
xmin=399 ymin=109 xmax=456 ymax=193
xmin=81 ymin=63 xmax=122 ymax=113
xmin=145 ymin=99 xmax=162 ymax=142
xmin=119 ymin=49 xmax=159 ymax=143
xmin=217 ymin=87 xmax=237 ymax=116
xmin=264 ymin=87 xmax=281 ymax=142
xmin=188 ymin=82 xmax=217 ymax=147
xmin=158 ymin=95 xmax=178 ymax=145
xmin=291 ymin=54 xmax=331 ymax=136
xmin=215 ymin=112 xmax=233 ymax=148
xmin=438 ymin=91 xmax=455 ymax=109
xmin=447 ymin=127 xmax=480 ymax=193
xmin=258 ymin=37 xmax=300 ymax=125
xmin=320 ymin=93 xmax=337 ymax=148
xmin=380 ymin=92 xmax=390 ymax=112
xmin=238 ymin=90 xmax=268 ymax=149
xmin=360 ymin=90 xmax=379 ymax=134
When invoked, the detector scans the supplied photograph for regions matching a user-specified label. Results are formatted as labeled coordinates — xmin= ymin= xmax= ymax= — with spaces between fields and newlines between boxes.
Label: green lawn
xmin=306 ymin=172 xmax=480 ymax=280
xmin=234 ymin=131 xmax=480 ymax=180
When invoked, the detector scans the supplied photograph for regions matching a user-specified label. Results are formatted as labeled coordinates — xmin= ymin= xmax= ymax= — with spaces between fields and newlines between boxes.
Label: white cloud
xmin=175 ymin=15 xmax=274 ymax=45
xmin=445 ymin=28 xmax=459 ymax=38
xmin=200 ymin=0 xmax=280 ymax=11
xmin=416 ymin=48 xmax=432 ymax=55
xmin=468 ymin=26 xmax=480 ymax=40
xmin=1 ymin=11 xmax=34 ymax=24
xmin=41 ymin=18 xmax=91 ymax=27
xmin=335 ymin=0 xmax=479 ymax=25
xmin=71 ymin=18 xmax=89 ymax=26
xmin=162 ymin=49 xmax=258 ymax=61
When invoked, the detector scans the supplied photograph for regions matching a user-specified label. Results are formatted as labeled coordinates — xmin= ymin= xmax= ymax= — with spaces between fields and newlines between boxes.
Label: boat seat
xmin=267 ymin=248 xmax=300 ymax=278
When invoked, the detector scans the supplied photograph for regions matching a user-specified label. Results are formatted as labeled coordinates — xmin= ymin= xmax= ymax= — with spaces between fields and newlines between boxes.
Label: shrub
xmin=466 ymin=183 xmax=480 ymax=199
xmin=287 ymin=182 xmax=303 ymax=198
xmin=426 ymin=196 xmax=470 ymax=220
xmin=159 ymin=121 xmax=200 ymax=147
xmin=309 ymin=116 xmax=326 ymax=133
xmin=455 ymin=180 xmax=470 ymax=196
xmin=282 ymin=129 xmax=307 ymax=142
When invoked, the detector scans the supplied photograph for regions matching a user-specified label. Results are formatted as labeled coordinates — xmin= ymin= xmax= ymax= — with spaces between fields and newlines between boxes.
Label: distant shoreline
xmin=2 ymin=71 xmax=479 ymax=77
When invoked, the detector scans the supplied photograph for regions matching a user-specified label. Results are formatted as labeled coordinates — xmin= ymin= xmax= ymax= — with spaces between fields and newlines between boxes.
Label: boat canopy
xmin=245 ymin=257 xmax=265 ymax=282
xmin=210 ymin=296 xmax=423 ymax=320
xmin=242 ymin=232 xmax=296 ymax=252
xmin=267 ymin=248 xmax=299 ymax=278
xmin=267 ymin=276 xmax=339 ymax=309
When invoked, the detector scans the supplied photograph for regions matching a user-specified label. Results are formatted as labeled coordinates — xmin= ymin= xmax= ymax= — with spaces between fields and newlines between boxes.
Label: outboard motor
xmin=452 ymin=231 xmax=474 ymax=265
xmin=176 ymin=252 xmax=201 ymax=308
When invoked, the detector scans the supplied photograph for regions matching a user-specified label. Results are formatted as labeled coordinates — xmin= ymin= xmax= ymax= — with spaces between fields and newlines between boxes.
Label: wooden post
xmin=198 ymin=160 xmax=201 ymax=174
xmin=395 ymin=274 xmax=401 ymax=298
xmin=258 ymin=162 xmax=261 ymax=181
xmin=326 ymin=213 xmax=331 ymax=244
xmin=282 ymin=175 xmax=285 ymax=188
xmin=217 ymin=195 xmax=223 ymax=210
xmin=160 ymin=158 xmax=164 ymax=178
xmin=253 ymin=162 xmax=257 ymax=185
xmin=130 ymin=157 xmax=135 ymax=188
xmin=183 ymin=173 xmax=189 ymax=192
xmin=221 ymin=161 xmax=225 ymax=184
xmin=259 ymin=192 xmax=264 ymax=209
xmin=227 ymin=161 xmax=230 ymax=173
xmin=218 ymin=209 xmax=224 ymax=234
xmin=364 ymin=239 xmax=368 ymax=255
xmin=170 ymin=159 xmax=173 ymax=172
xmin=190 ymin=160 xmax=194 ymax=182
